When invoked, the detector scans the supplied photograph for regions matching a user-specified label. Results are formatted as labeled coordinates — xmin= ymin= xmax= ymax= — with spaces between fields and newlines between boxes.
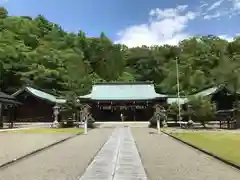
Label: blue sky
xmin=1 ymin=0 xmax=240 ymax=47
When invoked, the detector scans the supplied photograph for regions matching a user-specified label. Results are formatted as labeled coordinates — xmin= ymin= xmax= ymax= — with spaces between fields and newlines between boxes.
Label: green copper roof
xmin=193 ymin=87 xmax=219 ymax=97
xmin=167 ymin=86 xmax=220 ymax=104
xmin=79 ymin=82 xmax=167 ymax=100
xmin=0 ymin=91 xmax=15 ymax=100
xmin=13 ymin=87 xmax=66 ymax=104
xmin=0 ymin=91 xmax=20 ymax=104
xmin=79 ymin=94 xmax=91 ymax=99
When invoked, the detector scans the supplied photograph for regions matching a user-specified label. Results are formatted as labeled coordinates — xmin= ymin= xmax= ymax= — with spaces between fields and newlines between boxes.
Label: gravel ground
xmin=3 ymin=122 xmax=51 ymax=128
xmin=131 ymin=127 xmax=240 ymax=180
xmin=0 ymin=128 xmax=113 ymax=180
xmin=0 ymin=133 xmax=72 ymax=166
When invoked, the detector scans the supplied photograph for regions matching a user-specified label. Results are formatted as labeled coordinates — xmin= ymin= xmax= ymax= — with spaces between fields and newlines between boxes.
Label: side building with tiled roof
xmin=0 ymin=91 xmax=21 ymax=126
xmin=166 ymin=84 xmax=240 ymax=110
xmin=190 ymin=85 xmax=240 ymax=110
xmin=12 ymin=86 xmax=66 ymax=122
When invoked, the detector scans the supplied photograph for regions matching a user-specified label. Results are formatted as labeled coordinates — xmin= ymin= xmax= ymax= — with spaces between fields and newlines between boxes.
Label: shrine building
xmin=12 ymin=86 xmax=66 ymax=122
xmin=78 ymin=82 xmax=167 ymax=121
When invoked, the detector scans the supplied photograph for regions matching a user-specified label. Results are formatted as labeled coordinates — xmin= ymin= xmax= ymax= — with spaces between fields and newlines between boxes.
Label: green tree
xmin=167 ymin=103 xmax=180 ymax=122
xmin=0 ymin=6 xmax=240 ymax=105
xmin=187 ymin=96 xmax=216 ymax=127
xmin=0 ymin=7 xmax=8 ymax=19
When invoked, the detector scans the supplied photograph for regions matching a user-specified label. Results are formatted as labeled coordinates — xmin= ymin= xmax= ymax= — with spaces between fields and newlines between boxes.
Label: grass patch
xmin=171 ymin=132 xmax=240 ymax=165
xmin=5 ymin=128 xmax=84 ymax=134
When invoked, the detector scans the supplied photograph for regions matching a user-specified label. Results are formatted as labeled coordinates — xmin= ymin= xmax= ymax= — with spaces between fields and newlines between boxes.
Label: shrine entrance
xmin=91 ymin=103 xmax=154 ymax=122
xmin=78 ymin=82 xmax=168 ymax=122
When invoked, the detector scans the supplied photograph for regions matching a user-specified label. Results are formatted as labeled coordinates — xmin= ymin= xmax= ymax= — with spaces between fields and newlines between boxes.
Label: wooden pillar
xmin=134 ymin=108 xmax=136 ymax=121
xmin=77 ymin=109 xmax=80 ymax=122
xmin=236 ymin=118 xmax=240 ymax=129
xmin=7 ymin=105 xmax=13 ymax=128
xmin=10 ymin=106 xmax=14 ymax=128
xmin=0 ymin=103 xmax=3 ymax=128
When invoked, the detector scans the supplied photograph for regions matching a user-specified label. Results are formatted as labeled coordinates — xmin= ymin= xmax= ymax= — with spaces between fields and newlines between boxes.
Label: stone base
xmin=51 ymin=121 xmax=60 ymax=128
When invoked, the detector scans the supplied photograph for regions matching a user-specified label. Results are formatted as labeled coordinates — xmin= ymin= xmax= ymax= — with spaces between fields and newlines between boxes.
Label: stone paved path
xmin=79 ymin=127 xmax=147 ymax=180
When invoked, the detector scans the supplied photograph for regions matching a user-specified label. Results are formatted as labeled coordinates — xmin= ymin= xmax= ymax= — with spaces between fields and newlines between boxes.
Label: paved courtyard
xmin=0 ymin=126 xmax=240 ymax=180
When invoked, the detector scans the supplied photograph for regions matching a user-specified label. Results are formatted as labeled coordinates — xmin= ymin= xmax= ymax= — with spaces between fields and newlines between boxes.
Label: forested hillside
xmin=0 ymin=7 xmax=240 ymax=100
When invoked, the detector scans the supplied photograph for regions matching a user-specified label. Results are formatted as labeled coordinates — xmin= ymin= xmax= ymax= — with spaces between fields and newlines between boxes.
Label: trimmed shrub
xmin=187 ymin=96 xmax=216 ymax=127
xmin=87 ymin=118 xmax=95 ymax=129
xmin=59 ymin=120 xmax=75 ymax=128
xmin=149 ymin=115 xmax=166 ymax=128
xmin=167 ymin=103 xmax=179 ymax=122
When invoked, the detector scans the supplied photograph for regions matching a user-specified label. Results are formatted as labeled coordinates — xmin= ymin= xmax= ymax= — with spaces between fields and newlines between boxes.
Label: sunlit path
xmin=79 ymin=127 xmax=147 ymax=180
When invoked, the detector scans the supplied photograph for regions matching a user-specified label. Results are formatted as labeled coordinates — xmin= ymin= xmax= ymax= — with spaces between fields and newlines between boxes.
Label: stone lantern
xmin=52 ymin=104 xmax=60 ymax=128
xmin=161 ymin=108 xmax=167 ymax=128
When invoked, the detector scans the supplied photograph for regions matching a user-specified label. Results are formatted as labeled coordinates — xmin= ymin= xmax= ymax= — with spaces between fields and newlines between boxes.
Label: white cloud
xmin=203 ymin=12 xmax=221 ymax=19
xmin=232 ymin=0 xmax=240 ymax=10
xmin=200 ymin=0 xmax=240 ymax=20
xmin=201 ymin=0 xmax=232 ymax=20
xmin=207 ymin=0 xmax=224 ymax=11
xmin=115 ymin=5 xmax=196 ymax=47
xmin=200 ymin=3 xmax=208 ymax=8
xmin=218 ymin=34 xmax=234 ymax=41
xmin=115 ymin=1 xmax=239 ymax=47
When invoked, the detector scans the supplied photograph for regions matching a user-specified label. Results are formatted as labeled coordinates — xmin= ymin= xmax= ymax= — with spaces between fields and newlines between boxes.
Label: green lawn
xmin=170 ymin=132 xmax=240 ymax=166
xmin=5 ymin=128 xmax=84 ymax=134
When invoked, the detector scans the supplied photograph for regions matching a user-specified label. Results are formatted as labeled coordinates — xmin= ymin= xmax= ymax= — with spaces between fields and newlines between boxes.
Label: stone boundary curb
xmin=0 ymin=126 xmax=44 ymax=132
xmin=132 ymin=133 xmax=151 ymax=179
xmin=78 ymin=128 xmax=116 ymax=179
xmin=161 ymin=131 xmax=240 ymax=171
xmin=0 ymin=131 xmax=85 ymax=169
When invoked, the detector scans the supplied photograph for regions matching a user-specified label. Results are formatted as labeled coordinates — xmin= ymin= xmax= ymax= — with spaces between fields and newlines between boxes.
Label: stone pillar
xmin=0 ymin=103 xmax=3 ymax=128
xmin=80 ymin=109 xmax=83 ymax=124
xmin=82 ymin=104 xmax=90 ymax=135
